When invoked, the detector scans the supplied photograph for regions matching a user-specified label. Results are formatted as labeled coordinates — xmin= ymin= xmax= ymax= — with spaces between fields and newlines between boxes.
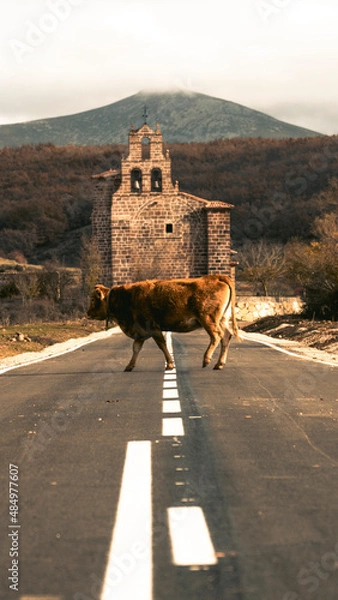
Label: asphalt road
xmin=0 ymin=329 xmax=337 ymax=600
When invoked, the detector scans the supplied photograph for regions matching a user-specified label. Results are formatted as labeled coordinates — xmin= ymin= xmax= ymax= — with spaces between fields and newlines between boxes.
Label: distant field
xmin=0 ymin=320 xmax=104 ymax=359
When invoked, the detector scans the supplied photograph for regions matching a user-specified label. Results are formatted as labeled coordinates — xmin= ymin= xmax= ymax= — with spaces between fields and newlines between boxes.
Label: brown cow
xmin=86 ymin=275 xmax=239 ymax=371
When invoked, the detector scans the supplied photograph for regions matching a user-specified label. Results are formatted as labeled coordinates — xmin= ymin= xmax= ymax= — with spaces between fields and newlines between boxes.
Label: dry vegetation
xmin=1 ymin=136 xmax=338 ymax=265
xmin=0 ymin=320 xmax=104 ymax=360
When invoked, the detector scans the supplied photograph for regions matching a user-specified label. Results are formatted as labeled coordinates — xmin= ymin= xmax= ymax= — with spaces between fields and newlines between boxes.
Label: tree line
xmin=1 ymin=136 xmax=338 ymax=319
xmin=1 ymin=136 xmax=338 ymax=264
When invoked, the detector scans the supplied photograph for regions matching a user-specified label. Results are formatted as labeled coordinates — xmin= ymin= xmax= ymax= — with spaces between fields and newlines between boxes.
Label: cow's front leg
xmin=151 ymin=332 xmax=175 ymax=370
xmin=124 ymin=338 xmax=146 ymax=371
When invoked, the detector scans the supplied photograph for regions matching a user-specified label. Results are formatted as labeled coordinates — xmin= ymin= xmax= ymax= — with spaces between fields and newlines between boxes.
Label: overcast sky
xmin=1 ymin=0 xmax=338 ymax=135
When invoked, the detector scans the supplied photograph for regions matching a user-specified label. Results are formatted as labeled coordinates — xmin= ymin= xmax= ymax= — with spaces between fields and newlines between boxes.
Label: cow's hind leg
xmin=151 ymin=331 xmax=175 ymax=370
xmin=125 ymin=337 xmax=146 ymax=371
xmin=201 ymin=318 xmax=222 ymax=368
xmin=214 ymin=328 xmax=232 ymax=370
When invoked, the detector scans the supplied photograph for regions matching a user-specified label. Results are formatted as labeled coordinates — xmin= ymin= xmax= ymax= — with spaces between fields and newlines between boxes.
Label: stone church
xmin=91 ymin=121 xmax=234 ymax=287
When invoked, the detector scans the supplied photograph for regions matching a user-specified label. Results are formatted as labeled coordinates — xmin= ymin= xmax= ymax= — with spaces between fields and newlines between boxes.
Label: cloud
xmin=0 ymin=0 xmax=338 ymax=134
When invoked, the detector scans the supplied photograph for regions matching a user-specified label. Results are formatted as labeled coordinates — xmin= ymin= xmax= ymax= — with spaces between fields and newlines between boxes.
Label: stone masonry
xmin=91 ymin=122 xmax=234 ymax=286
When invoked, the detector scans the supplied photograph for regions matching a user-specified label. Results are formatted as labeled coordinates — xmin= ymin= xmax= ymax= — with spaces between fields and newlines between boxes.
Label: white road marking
xmin=162 ymin=400 xmax=182 ymax=413
xmin=163 ymin=380 xmax=177 ymax=389
xmin=0 ymin=328 xmax=119 ymax=375
xmin=241 ymin=331 xmax=338 ymax=367
xmin=167 ymin=506 xmax=218 ymax=566
xmin=20 ymin=597 xmax=61 ymax=600
xmin=163 ymin=388 xmax=179 ymax=399
xmin=164 ymin=373 xmax=177 ymax=380
xmin=101 ymin=441 xmax=152 ymax=600
xmin=162 ymin=418 xmax=185 ymax=437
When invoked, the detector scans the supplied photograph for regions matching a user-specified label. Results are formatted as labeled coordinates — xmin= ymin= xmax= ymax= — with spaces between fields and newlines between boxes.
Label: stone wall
xmin=111 ymin=193 xmax=211 ymax=284
xmin=235 ymin=296 xmax=303 ymax=322
xmin=91 ymin=177 xmax=116 ymax=287
xmin=205 ymin=204 xmax=232 ymax=276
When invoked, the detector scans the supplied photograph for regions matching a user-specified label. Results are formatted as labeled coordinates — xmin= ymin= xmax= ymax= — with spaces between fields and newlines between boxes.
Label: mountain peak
xmin=0 ymin=91 xmax=322 ymax=148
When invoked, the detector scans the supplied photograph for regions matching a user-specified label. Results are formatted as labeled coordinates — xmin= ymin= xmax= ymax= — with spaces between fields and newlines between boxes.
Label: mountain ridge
xmin=0 ymin=90 xmax=322 ymax=148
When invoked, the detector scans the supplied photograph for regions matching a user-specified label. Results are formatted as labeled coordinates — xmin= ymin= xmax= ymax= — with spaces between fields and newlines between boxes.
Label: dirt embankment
xmin=243 ymin=315 xmax=338 ymax=355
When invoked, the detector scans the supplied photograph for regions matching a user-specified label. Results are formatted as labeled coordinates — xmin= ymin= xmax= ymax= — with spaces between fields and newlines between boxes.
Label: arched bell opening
xmin=151 ymin=168 xmax=162 ymax=193
xmin=131 ymin=168 xmax=142 ymax=193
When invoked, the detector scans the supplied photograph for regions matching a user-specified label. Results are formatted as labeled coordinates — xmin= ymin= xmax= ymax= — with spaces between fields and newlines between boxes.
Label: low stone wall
xmin=235 ymin=296 xmax=303 ymax=322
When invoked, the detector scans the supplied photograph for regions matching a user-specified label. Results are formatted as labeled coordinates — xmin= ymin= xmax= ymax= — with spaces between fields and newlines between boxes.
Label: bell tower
xmin=117 ymin=121 xmax=177 ymax=196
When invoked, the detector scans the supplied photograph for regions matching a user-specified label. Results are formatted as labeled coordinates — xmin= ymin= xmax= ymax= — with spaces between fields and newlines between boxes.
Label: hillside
xmin=0 ymin=136 xmax=337 ymax=267
xmin=0 ymin=91 xmax=322 ymax=148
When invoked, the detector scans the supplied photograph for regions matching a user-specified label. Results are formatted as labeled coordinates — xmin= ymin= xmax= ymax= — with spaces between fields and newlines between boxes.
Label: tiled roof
xmin=91 ymin=169 xmax=120 ymax=180
xmin=206 ymin=200 xmax=234 ymax=209
xmin=179 ymin=192 xmax=233 ymax=209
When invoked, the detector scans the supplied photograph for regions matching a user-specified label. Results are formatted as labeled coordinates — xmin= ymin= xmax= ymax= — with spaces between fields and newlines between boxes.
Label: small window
xmin=166 ymin=223 xmax=173 ymax=234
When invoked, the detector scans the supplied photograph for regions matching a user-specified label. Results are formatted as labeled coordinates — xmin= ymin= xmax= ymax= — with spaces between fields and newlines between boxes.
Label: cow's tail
xmin=219 ymin=275 xmax=241 ymax=340
xmin=230 ymin=283 xmax=241 ymax=340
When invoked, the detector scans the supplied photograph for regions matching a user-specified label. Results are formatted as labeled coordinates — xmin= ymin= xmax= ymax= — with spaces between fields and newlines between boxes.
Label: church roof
xmin=91 ymin=169 xmax=120 ymax=180
xmin=206 ymin=200 xmax=234 ymax=209
xmin=179 ymin=192 xmax=233 ymax=210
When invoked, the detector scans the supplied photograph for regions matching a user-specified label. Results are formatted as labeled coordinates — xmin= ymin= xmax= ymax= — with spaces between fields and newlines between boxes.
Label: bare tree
xmin=238 ymin=240 xmax=286 ymax=296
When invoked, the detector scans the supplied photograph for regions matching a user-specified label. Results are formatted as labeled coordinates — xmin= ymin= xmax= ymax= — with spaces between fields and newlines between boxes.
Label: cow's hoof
xmin=202 ymin=361 xmax=210 ymax=368
xmin=213 ymin=363 xmax=224 ymax=370
xmin=124 ymin=365 xmax=134 ymax=372
xmin=166 ymin=363 xmax=175 ymax=371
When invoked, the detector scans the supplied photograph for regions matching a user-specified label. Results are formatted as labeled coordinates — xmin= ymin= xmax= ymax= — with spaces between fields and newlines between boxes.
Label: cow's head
xmin=86 ymin=284 xmax=110 ymax=320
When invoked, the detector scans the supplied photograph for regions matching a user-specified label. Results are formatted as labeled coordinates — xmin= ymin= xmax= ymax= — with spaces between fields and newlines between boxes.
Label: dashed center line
xmin=162 ymin=333 xmax=218 ymax=571
xmin=163 ymin=388 xmax=179 ymax=399
xmin=163 ymin=380 xmax=177 ymax=389
xmin=162 ymin=417 xmax=185 ymax=437
xmin=162 ymin=334 xmax=184 ymax=437
xmin=167 ymin=507 xmax=218 ymax=566
xmin=162 ymin=400 xmax=182 ymax=413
